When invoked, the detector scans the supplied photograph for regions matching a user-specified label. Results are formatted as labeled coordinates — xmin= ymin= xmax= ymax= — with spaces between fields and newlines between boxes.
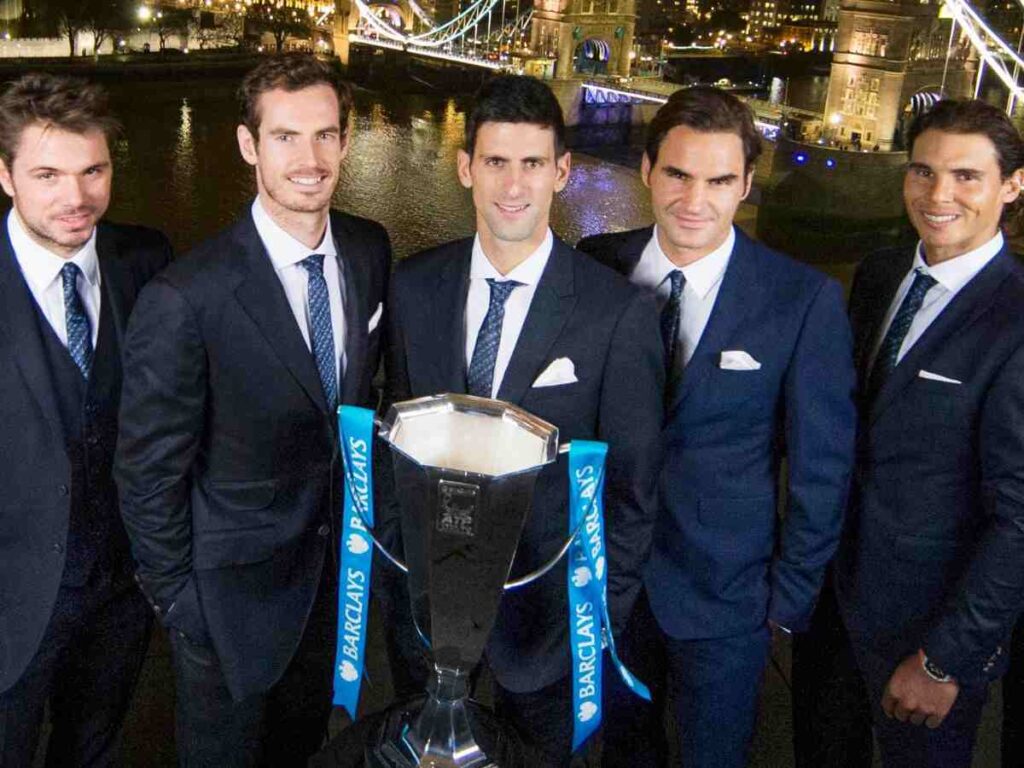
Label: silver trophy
xmin=365 ymin=394 xmax=573 ymax=768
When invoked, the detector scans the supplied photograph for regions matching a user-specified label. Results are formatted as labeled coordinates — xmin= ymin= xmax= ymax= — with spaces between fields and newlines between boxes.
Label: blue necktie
xmin=869 ymin=268 xmax=938 ymax=397
xmin=467 ymin=278 xmax=522 ymax=398
xmin=61 ymin=263 xmax=93 ymax=379
xmin=660 ymin=270 xmax=685 ymax=372
xmin=301 ymin=254 xmax=338 ymax=410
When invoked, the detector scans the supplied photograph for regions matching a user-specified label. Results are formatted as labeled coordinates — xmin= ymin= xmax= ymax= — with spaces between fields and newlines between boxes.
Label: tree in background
xmin=245 ymin=0 xmax=309 ymax=52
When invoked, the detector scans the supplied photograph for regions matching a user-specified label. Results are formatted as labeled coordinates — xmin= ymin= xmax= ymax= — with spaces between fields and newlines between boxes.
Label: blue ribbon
xmin=333 ymin=405 xmax=377 ymax=719
xmin=567 ymin=440 xmax=651 ymax=753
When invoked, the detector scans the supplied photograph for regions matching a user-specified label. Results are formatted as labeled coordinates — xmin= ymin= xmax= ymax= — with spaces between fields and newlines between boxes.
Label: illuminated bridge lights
xmin=792 ymin=152 xmax=808 ymax=166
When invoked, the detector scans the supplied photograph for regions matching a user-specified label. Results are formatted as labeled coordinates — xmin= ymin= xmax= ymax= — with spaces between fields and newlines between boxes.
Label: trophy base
xmin=311 ymin=697 xmax=542 ymax=768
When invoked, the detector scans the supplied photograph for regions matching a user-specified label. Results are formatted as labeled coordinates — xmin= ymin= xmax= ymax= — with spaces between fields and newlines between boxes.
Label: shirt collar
xmin=251 ymin=197 xmax=337 ymax=272
xmin=470 ymin=228 xmax=553 ymax=285
xmin=912 ymin=231 xmax=1004 ymax=294
xmin=7 ymin=207 xmax=99 ymax=294
xmin=650 ymin=224 xmax=734 ymax=300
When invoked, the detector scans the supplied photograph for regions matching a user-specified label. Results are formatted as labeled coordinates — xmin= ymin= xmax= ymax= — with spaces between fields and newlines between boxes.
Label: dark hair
xmin=908 ymin=99 xmax=1024 ymax=234
xmin=907 ymin=99 xmax=1024 ymax=179
xmin=465 ymin=75 xmax=566 ymax=157
xmin=0 ymin=73 xmax=119 ymax=165
xmin=645 ymin=86 xmax=762 ymax=173
xmin=238 ymin=54 xmax=353 ymax=140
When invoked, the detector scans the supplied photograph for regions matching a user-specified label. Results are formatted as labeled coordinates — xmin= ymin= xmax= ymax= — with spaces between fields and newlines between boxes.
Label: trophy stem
xmin=402 ymin=666 xmax=493 ymax=768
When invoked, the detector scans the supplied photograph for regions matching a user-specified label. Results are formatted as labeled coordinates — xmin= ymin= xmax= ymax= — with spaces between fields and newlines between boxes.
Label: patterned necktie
xmin=660 ymin=270 xmax=685 ymax=373
xmin=301 ymin=254 xmax=338 ymax=410
xmin=467 ymin=278 xmax=523 ymax=398
xmin=869 ymin=268 xmax=938 ymax=397
xmin=60 ymin=262 xmax=93 ymax=379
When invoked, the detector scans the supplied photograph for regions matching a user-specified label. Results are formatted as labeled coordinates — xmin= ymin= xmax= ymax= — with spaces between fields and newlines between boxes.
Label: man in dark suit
xmin=115 ymin=55 xmax=391 ymax=765
xmin=0 ymin=74 xmax=170 ymax=766
xmin=831 ymin=99 xmax=1024 ymax=767
xmin=577 ymin=87 xmax=857 ymax=768
xmin=383 ymin=75 xmax=663 ymax=766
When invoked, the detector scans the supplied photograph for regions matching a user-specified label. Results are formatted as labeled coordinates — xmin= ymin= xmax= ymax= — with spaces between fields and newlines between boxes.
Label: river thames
xmin=104 ymin=78 xmax=658 ymax=257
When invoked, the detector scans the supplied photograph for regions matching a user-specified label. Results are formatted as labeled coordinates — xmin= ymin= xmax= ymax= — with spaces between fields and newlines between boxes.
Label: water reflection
xmin=101 ymin=79 xmax=653 ymax=258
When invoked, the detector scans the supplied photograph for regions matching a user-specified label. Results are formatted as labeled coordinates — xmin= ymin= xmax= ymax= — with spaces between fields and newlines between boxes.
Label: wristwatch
xmin=920 ymin=650 xmax=954 ymax=683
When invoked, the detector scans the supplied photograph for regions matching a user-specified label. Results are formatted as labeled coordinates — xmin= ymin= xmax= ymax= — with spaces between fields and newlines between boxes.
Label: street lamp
xmin=137 ymin=5 xmax=151 ymax=20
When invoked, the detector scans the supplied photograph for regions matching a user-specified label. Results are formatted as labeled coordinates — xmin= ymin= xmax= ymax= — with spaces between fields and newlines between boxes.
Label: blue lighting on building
xmin=793 ymin=152 xmax=808 ymax=165
xmin=825 ymin=157 xmax=837 ymax=169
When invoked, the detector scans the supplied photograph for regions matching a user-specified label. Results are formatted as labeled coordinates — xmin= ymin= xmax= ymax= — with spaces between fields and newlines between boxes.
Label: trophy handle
xmin=503 ymin=441 xmax=577 ymax=591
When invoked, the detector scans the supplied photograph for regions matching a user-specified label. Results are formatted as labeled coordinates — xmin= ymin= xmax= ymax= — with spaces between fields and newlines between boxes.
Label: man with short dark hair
xmin=828 ymin=98 xmax=1024 ymax=768
xmin=577 ymin=86 xmax=857 ymax=768
xmin=0 ymin=72 xmax=171 ymax=766
xmin=383 ymin=75 xmax=663 ymax=766
xmin=115 ymin=54 xmax=391 ymax=764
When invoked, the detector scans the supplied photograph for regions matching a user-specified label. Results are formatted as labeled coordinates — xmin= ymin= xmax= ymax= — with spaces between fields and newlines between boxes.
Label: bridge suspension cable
xmin=941 ymin=0 xmax=1024 ymax=110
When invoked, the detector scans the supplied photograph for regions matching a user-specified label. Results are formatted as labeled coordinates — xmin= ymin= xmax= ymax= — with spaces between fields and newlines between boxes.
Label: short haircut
xmin=465 ymin=75 xmax=567 ymax=157
xmin=0 ymin=73 xmax=119 ymax=166
xmin=238 ymin=54 xmax=353 ymax=140
xmin=645 ymin=86 xmax=762 ymax=173
xmin=907 ymin=99 xmax=1024 ymax=179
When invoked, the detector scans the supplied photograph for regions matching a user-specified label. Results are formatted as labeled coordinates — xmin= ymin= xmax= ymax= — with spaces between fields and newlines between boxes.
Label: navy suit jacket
xmin=578 ymin=226 xmax=856 ymax=638
xmin=836 ymin=245 xmax=1024 ymax=683
xmin=115 ymin=209 xmax=391 ymax=700
xmin=0 ymin=220 xmax=170 ymax=694
xmin=384 ymin=236 xmax=664 ymax=693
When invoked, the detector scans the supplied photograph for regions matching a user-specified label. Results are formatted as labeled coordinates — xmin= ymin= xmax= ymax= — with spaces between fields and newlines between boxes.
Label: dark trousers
xmin=602 ymin=590 xmax=771 ymax=768
xmin=493 ymin=674 xmax=574 ymax=768
xmin=171 ymin=568 xmax=338 ymax=768
xmin=850 ymin=637 xmax=988 ymax=768
xmin=791 ymin=579 xmax=873 ymax=768
xmin=0 ymin=574 xmax=151 ymax=768
xmin=1002 ymin=616 xmax=1024 ymax=767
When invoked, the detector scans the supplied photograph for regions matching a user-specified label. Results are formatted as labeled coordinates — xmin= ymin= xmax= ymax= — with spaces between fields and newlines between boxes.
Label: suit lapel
xmin=497 ymin=239 xmax=577 ymax=405
xmin=418 ymin=242 xmax=472 ymax=395
xmin=667 ymin=230 xmax=755 ymax=416
xmin=95 ymin=224 xmax=131 ymax=348
xmin=870 ymin=249 xmax=1015 ymax=424
xmin=231 ymin=213 xmax=329 ymax=413
xmin=854 ymin=250 xmax=912 ymax=386
xmin=0 ymin=222 xmax=63 ymax=441
xmin=334 ymin=213 xmax=368 ymax=406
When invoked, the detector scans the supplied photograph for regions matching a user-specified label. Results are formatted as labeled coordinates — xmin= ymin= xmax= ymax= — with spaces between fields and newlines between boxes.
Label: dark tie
xmin=60 ymin=263 xmax=93 ymax=379
xmin=301 ymin=254 xmax=338 ymax=409
xmin=868 ymin=268 xmax=938 ymax=396
xmin=660 ymin=270 xmax=685 ymax=372
xmin=467 ymin=278 xmax=522 ymax=398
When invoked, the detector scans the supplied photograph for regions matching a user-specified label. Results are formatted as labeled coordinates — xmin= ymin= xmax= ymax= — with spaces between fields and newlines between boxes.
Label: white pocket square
xmin=918 ymin=369 xmax=963 ymax=385
xmin=532 ymin=357 xmax=578 ymax=388
xmin=367 ymin=302 xmax=383 ymax=333
xmin=719 ymin=350 xmax=761 ymax=371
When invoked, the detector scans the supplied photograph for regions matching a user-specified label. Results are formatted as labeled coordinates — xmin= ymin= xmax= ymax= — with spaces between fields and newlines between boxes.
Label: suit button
xmin=86 ymin=434 xmax=100 ymax=447
xmin=52 ymin=542 xmax=64 ymax=554
xmin=58 ymin=484 xmax=69 ymax=496
xmin=317 ymin=524 xmax=330 ymax=537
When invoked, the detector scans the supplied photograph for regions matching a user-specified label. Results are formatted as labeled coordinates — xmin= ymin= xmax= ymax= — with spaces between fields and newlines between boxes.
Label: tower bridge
xmin=329 ymin=0 xmax=1024 ymax=149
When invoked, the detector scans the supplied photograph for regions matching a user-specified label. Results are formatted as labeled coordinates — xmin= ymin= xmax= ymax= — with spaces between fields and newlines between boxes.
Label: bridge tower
xmin=822 ymin=0 xmax=976 ymax=150
xmin=532 ymin=0 xmax=635 ymax=77
xmin=333 ymin=0 xmax=360 ymax=65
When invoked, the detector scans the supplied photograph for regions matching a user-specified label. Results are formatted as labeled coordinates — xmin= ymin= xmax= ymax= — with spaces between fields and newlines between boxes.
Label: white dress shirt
xmin=8 ymin=208 xmax=101 ymax=349
xmin=464 ymin=229 xmax=553 ymax=398
xmin=869 ymin=232 xmax=1004 ymax=371
xmin=630 ymin=225 xmax=734 ymax=378
xmin=251 ymin=198 xmax=346 ymax=381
